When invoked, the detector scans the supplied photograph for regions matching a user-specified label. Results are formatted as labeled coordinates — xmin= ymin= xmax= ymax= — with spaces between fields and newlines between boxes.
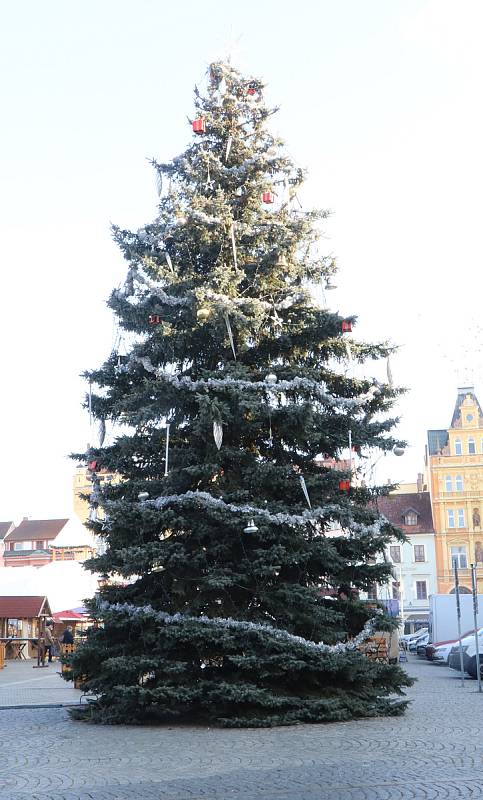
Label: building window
xmin=455 ymin=439 xmax=462 ymax=455
xmin=448 ymin=509 xmax=455 ymax=529
xmin=35 ymin=541 xmax=44 ymax=550
xmin=469 ymin=438 xmax=476 ymax=454
xmin=455 ymin=475 xmax=463 ymax=491
xmin=13 ymin=541 xmax=30 ymax=551
xmin=445 ymin=475 xmax=452 ymax=491
xmin=451 ymin=546 xmax=468 ymax=569
xmin=416 ymin=581 xmax=427 ymax=600
xmin=389 ymin=545 xmax=401 ymax=563
xmin=404 ymin=512 xmax=418 ymax=526
xmin=392 ymin=582 xmax=400 ymax=600
xmin=414 ymin=544 xmax=425 ymax=562
xmin=458 ymin=508 xmax=466 ymax=528
xmin=367 ymin=584 xmax=378 ymax=600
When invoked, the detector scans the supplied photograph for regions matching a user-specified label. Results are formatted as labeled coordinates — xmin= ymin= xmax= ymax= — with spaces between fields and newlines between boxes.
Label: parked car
xmin=426 ymin=629 xmax=477 ymax=664
xmin=400 ymin=629 xmax=428 ymax=650
xmin=409 ymin=632 xmax=429 ymax=652
xmin=448 ymin=628 xmax=483 ymax=675
xmin=416 ymin=636 xmax=431 ymax=657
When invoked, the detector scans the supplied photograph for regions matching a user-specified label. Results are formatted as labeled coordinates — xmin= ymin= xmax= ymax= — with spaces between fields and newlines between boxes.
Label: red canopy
xmin=52 ymin=609 xmax=87 ymax=622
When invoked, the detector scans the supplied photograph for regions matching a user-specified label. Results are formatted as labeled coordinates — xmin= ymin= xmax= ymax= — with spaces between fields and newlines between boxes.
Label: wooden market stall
xmin=0 ymin=596 xmax=52 ymax=661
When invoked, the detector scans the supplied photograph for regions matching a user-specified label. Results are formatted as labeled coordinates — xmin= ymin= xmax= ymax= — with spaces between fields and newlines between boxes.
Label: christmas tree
xmin=70 ymin=62 xmax=411 ymax=727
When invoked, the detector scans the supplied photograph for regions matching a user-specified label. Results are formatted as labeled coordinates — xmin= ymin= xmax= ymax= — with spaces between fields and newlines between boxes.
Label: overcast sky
xmin=1 ymin=0 xmax=482 ymax=520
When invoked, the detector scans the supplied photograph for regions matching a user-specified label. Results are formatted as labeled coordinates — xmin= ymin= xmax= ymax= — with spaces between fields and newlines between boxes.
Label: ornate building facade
xmin=427 ymin=387 xmax=483 ymax=593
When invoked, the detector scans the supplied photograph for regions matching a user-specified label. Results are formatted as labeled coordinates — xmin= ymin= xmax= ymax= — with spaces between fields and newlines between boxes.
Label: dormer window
xmin=404 ymin=511 xmax=418 ymax=526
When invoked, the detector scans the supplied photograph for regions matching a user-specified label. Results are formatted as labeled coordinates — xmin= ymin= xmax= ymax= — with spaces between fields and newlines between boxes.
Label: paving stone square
xmin=1 ymin=656 xmax=482 ymax=799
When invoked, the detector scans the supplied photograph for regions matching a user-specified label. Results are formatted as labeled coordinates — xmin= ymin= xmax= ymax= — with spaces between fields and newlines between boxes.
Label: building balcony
xmin=4 ymin=549 xmax=50 ymax=558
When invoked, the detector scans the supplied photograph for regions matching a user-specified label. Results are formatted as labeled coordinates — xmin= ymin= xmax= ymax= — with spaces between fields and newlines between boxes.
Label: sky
xmin=1 ymin=0 xmax=482 ymax=519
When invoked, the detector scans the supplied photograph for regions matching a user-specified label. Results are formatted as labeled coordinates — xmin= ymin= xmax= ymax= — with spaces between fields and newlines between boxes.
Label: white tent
xmin=50 ymin=517 xmax=98 ymax=549
xmin=0 ymin=561 xmax=100 ymax=612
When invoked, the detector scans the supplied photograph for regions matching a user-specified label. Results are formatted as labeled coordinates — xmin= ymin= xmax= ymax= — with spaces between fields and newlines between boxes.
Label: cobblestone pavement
xmin=1 ymin=657 xmax=483 ymax=799
xmin=0 ymin=661 xmax=81 ymax=707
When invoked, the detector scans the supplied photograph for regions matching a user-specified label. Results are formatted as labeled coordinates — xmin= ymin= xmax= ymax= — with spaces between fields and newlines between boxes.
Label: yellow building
xmin=73 ymin=466 xmax=120 ymax=525
xmin=427 ymin=387 xmax=483 ymax=593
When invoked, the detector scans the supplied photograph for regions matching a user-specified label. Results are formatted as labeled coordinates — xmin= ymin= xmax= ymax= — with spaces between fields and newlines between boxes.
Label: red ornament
xmin=339 ymin=479 xmax=351 ymax=492
xmin=341 ymin=320 xmax=352 ymax=333
xmin=148 ymin=314 xmax=162 ymax=325
xmin=88 ymin=460 xmax=97 ymax=472
xmin=192 ymin=118 xmax=206 ymax=134
xmin=247 ymin=85 xmax=257 ymax=96
xmin=262 ymin=191 xmax=275 ymax=204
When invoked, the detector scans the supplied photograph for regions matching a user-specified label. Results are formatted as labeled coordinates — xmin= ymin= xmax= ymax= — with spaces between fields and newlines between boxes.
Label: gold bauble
xmin=197 ymin=307 xmax=211 ymax=322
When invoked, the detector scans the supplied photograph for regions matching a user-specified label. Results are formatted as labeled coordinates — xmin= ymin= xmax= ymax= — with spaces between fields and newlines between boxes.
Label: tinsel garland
xmin=134 ymin=357 xmax=371 ymax=411
xmin=133 ymin=489 xmax=383 ymax=535
xmin=98 ymin=600 xmax=384 ymax=655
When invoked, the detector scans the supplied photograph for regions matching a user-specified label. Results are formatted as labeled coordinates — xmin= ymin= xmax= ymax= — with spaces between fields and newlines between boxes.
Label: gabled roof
xmin=52 ymin=609 xmax=87 ymax=622
xmin=0 ymin=596 xmax=51 ymax=618
xmin=451 ymin=386 xmax=483 ymax=428
xmin=4 ymin=519 xmax=68 ymax=543
xmin=0 ymin=522 xmax=14 ymax=541
xmin=377 ymin=492 xmax=434 ymax=534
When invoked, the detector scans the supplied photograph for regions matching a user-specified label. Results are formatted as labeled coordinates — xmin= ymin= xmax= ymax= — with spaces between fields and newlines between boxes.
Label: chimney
xmin=417 ymin=473 xmax=424 ymax=493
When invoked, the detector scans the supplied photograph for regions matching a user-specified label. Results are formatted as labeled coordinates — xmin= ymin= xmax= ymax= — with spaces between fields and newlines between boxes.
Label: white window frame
xmin=448 ymin=509 xmax=455 ymax=529
xmin=451 ymin=546 xmax=468 ymax=569
xmin=415 ymin=580 xmax=427 ymax=601
xmin=389 ymin=545 xmax=401 ymax=563
xmin=455 ymin=439 xmax=462 ymax=455
xmin=414 ymin=544 xmax=425 ymax=562
xmin=458 ymin=508 xmax=466 ymax=528
xmin=455 ymin=475 xmax=463 ymax=492
xmin=445 ymin=475 xmax=452 ymax=491
xmin=469 ymin=438 xmax=476 ymax=455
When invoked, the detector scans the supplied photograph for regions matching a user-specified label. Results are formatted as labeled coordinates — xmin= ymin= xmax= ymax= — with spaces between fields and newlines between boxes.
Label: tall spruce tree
xmin=71 ymin=61 xmax=411 ymax=726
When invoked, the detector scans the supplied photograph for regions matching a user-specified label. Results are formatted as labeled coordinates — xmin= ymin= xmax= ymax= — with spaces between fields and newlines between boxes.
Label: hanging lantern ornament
xmin=213 ymin=419 xmax=223 ymax=450
xmin=325 ymin=277 xmax=337 ymax=291
xmin=244 ymin=518 xmax=258 ymax=534
xmin=265 ymin=373 xmax=278 ymax=384
xmin=138 ymin=491 xmax=149 ymax=501
xmin=339 ymin=479 xmax=351 ymax=493
xmin=148 ymin=314 xmax=162 ymax=325
xmin=262 ymin=191 xmax=275 ymax=204
xmin=393 ymin=446 xmax=405 ymax=457
xmin=192 ymin=118 xmax=206 ymax=134
xmin=247 ymin=83 xmax=257 ymax=96
xmin=341 ymin=320 xmax=352 ymax=333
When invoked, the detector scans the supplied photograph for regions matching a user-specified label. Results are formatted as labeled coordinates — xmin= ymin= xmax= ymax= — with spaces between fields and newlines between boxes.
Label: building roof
xmin=0 ymin=522 xmax=14 ymax=541
xmin=0 ymin=596 xmax=50 ymax=618
xmin=451 ymin=386 xmax=483 ymax=428
xmin=427 ymin=429 xmax=449 ymax=456
xmin=4 ymin=519 xmax=69 ymax=543
xmin=377 ymin=492 xmax=435 ymax=534
xmin=52 ymin=609 xmax=88 ymax=622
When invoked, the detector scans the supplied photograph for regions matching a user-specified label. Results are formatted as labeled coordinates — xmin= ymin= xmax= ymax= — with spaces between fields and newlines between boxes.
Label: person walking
xmin=44 ymin=621 xmax=55 ymax=663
